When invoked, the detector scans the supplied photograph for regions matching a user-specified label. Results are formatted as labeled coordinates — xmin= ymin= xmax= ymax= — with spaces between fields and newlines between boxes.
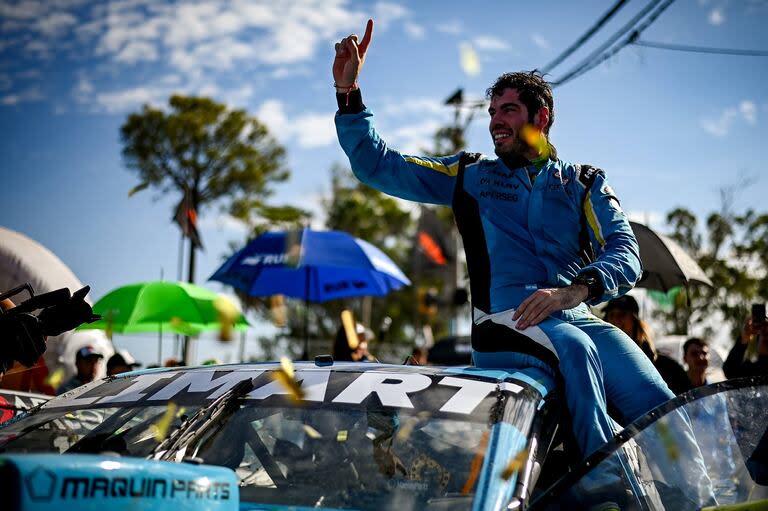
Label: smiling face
xmin=488 ymin=88 xmax=548 ymax=160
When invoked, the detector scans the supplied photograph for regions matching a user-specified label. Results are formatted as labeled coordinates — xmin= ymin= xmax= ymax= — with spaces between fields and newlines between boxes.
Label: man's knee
xmin=554 ymin=329 xmax=598 ymax=362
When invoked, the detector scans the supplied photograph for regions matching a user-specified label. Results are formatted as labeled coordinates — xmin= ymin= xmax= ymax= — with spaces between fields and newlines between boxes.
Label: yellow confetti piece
xmin=500 ymin=449 xmax=528 ymax=480
xmin=271 ymin=368 xmax=305 ymax=403
xmin=214 ymin=296 xmax=239 ymax=342
xmin=150 ymin=402 xmax=178 ymax=442
xmin=520 ymin=124 xmax=551 ymax=159
xmin=280 ymin=357 xmax=294 ymax=378
xmin=656 ymin=420 xmax=679 ymax=461
xmin=341 ymin=310 xmax=358 ymax=350
xmin=303 ymin=425 xmax=322 ymax=439
xmin=337 ymin=430 xmax=348 ymax=442
xmin=462 ymin=431 xmax=490 ymax=495
xmin=46 ymin=367 xmax=66 ymax=389
xmin=170 ymin=317 xmax=200 ymax=336
xmin=460 ymin=43 xmax=481 ymax=76
xmin=105 ymin=311 xmax=114 ymax=340
xmin=396 ymin=412 xmax=431 ymax=442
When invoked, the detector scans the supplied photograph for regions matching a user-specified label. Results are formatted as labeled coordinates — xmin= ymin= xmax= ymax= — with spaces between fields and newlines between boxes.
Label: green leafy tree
xmin=121 ymin=95 xmax=303 ymax=362
xmin=656 ymin=204 xmax=768 ymax=340
xmin=121 ymin=95 xmax=297 ymax=283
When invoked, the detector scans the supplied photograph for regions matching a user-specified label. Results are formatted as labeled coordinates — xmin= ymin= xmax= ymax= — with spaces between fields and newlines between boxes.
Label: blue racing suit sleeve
xmin=577 ymin=171 xmax=642 ymax=304
xmin=335 ymin=109 xmax=462 ymax=205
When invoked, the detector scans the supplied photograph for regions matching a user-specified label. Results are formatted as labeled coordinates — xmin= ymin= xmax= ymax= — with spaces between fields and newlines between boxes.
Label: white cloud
xmin=255 ymin=99 xmax=336 ymax=148
xmin=531 ymin=33 xmax=550 ymax=50
xmin=700 ymin=100 xmax=758 ymax=137
xmin=739 ymin=100 xmax=757 ymax=124
xmin=388 ymin=119 xmax=443 ymax=155
xmin=373 ymin=2 xmax=410 ymax=29
xmin=115 ymin=40 xmax=158 ymax=63
xmin=708 ymin=8 xmax=725 ymax=25
xmin=94 ymin=86 xmax=168 ymax=113
xmin=0 ymin=87 xmax=43 ymax=105
xmin=270 ymin=66 xmax=312 ymax=79
xmin=472 ymin=35 xmax=510 ymax=51
xmin=73 ymin=76 xmax=93 ymax=101
xmin=36 ymin=12 xmax=77 ymax=36
xmin=24 ymin=39 xmax=50 ymax=57
xmin=380 ymin=97 xmax=446 ymax=117
xmin=404 ymin=21 xmax=425 ymax=39
xmin=434 ymin=19 xmax=463 ymax=35
xmin=0 ymin=0 xmax=46 ymax=19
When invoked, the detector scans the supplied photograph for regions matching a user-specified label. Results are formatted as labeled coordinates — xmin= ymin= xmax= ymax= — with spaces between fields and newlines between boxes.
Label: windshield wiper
xmin=152 ymin=377 xmax=257 ymax=461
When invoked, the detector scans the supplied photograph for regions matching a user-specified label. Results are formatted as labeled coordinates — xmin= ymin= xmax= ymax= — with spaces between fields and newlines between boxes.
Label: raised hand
xmin=333 ymin=19 xmax=374 ymax=89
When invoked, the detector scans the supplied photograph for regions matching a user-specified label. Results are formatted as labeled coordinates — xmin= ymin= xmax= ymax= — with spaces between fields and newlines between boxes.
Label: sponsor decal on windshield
xmin=46 ymin=369 xmax=542 ymax=419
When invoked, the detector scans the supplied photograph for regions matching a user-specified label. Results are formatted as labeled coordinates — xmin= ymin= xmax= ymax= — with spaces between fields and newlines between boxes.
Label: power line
xmin=633 ymin=39 xmax=768 ymax=56
xmin=552 ymin=0 xmax=676 ymax=87
xmin=540 ymin=0 xmax=631 ymax=74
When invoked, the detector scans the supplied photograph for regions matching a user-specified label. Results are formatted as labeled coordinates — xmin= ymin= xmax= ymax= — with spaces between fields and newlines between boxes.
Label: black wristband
xmin=572 ymin=271 xmax=603 ymax=302
xmin=336 ymin=88 xmax=364 ymax=114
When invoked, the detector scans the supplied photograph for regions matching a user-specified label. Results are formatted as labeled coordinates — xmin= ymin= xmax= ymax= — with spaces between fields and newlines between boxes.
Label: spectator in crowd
xmin=333 ymin=322 xmax=375 ymax=362
xmin=409 ymin=347 xmax=428 ymax=365
xmin=57 ymin=345 xmax=103 ymax=394
xmin=603 ymin=295 xmax=689 ymax=395
xmin=106 ymin=349 xmax=141 ymax=376
xmin=723 ymin=315 xmax=768 ymax=379
xmin=682 ymin=337 xmax=711 ymax=391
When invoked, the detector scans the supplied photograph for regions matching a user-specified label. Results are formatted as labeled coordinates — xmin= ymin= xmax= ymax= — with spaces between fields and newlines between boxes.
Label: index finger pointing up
xmin=358 ymin=19 xmax=374 ymax=56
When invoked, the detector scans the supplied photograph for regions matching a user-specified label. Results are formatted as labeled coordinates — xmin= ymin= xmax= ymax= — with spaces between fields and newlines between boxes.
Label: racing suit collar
xmin=498 ymin=153 xmax=531 ymax=171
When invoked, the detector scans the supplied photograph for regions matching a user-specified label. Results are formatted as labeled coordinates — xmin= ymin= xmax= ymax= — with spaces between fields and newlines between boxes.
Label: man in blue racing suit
xmin=332 ymin=19 xmax=672 ymax=462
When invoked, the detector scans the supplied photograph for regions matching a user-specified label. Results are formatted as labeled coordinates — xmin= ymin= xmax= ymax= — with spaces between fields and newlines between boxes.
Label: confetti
xmin=341 ymin=309 xmax=358 ymax=349
xmin=280 ymin=357 xmax=294 ymax=378
xmin=213 ymin=296 xmax=239 ymax=342
xmin=45 ymin=367 xmax=66 ymax=390
xmin=656 ymin=419 xmax=680 ymax=461
xmin=396 ymin=412 xmax=431 ymax=442
xmin=500 ymin=449 xmax=528 ymax=480
xmin=170 ymin=317 xmax=200 ymax=336
xmin=150 ymin=402 xmax=179 ymax=441
xmin=460 ymin=43 xmax=481 ymax=76
xmin=303 ymin=425 xmax=322 ymax=439
xmin=271 ymin=363 xmax=305 ymax=403
xmin=520 ymin=124 xmax=551 ymax=159
xmin=462 ymin=431 xmax=490 ymax=495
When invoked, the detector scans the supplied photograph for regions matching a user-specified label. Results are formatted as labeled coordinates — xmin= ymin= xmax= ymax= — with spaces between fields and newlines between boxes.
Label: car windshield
xmin=0 ymin=403 xmax=203 ymax=457
xmin=0 ymin=366 xmax=520 ymax=510
xmin=532 ymin=377 xmax=768 ymax=510
xmin=189 ymin=402 xmax=486 ymax=510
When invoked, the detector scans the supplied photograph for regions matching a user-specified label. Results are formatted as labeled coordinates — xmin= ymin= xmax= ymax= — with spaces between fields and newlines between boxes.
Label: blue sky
xmin=1 ymin=0 xmax=766 ymax=364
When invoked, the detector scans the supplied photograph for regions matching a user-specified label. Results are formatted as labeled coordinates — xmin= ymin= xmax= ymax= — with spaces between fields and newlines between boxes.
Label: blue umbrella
xmin=209 ymin=229 xmax=411 ymax=357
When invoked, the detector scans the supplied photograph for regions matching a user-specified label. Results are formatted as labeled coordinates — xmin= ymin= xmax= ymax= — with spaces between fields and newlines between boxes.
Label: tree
xmin=121 ymin=95 xmax=293 ymax=283
xmin=655 ymin=203 xmax=768 ymax=341
xmin=121 ymin=95 xmax=297 ymax=362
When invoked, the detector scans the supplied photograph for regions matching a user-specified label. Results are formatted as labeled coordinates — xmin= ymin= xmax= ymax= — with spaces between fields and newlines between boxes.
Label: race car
xmin=0 ymin=389 xmax=50 ymax=425
xmin=0 ymin=360 xmax=765 ymax=510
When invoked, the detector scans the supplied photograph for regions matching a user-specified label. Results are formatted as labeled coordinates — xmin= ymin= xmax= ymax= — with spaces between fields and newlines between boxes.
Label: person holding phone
xmin=723 ymin=304 xmax=768 ymax=379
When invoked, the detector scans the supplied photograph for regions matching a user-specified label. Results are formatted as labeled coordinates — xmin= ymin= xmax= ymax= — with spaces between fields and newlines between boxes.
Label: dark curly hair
xmin=486 ymin=71 xmax=555 ymax=135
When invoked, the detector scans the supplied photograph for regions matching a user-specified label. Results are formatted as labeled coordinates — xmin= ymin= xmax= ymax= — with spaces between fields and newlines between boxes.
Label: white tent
xmin=0 ymin=226 xmax=113 ymax=382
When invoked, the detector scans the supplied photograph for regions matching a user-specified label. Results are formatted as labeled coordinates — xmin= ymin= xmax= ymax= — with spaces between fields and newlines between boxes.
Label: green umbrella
xmin=79 ymin=281 xmax=248 ymax=362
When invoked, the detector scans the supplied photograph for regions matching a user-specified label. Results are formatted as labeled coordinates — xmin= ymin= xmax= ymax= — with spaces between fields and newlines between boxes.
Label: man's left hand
xmin=512 ymin=285 xmax=588 ymax=329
